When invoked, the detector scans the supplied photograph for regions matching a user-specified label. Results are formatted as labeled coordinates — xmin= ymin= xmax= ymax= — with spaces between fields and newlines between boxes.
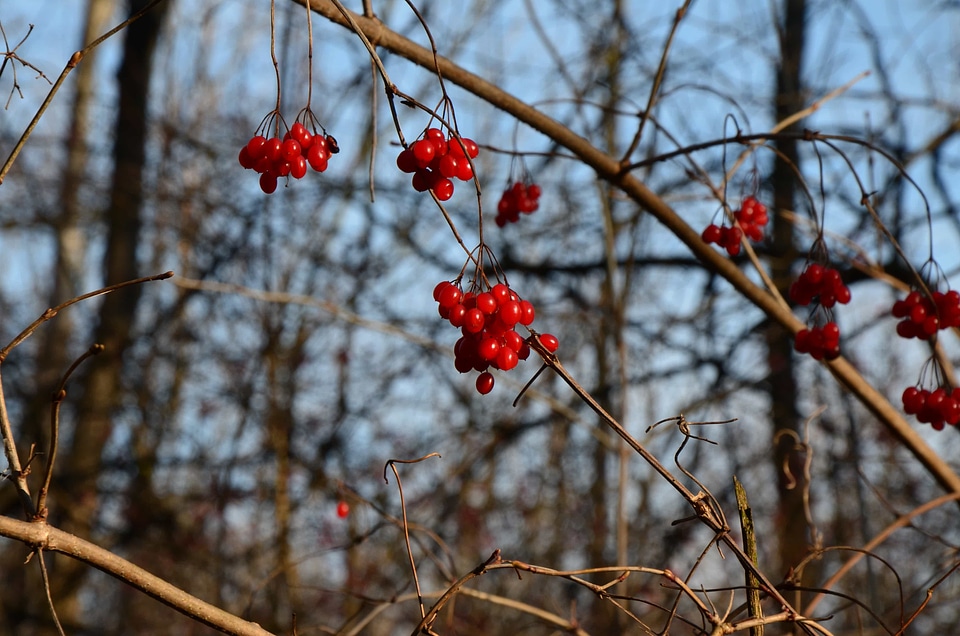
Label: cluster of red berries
xmin=701 ymin=196 xmax=769 ymax=256
xmin=433 ymin=280 xmax=558 ymax=395
xmin=734 ymin=196 xmax=769 ymax=242
xmin=793 ymin=322 xmax=840 ymax=360
xmin=495 ymin=181 xmax=542 ymax=226
xmin=789 ymin=264 xmax=852 ymax=308
xmin=701 ymin=224 xmax=743 ymax=256
xmin=902 ymin=385 xmax=960 ymax=430
xmin=892 ymin=289 xmax=960 ymax=340
xmin=239 ymin=122 xmax=338 ymax=194
xmin=396 ymin=128 xmax=478 ymax=201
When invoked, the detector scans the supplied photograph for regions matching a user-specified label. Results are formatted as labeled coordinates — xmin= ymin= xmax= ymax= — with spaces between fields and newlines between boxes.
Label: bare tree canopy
xmin=1 ymin=1 xmax=959 ymax=634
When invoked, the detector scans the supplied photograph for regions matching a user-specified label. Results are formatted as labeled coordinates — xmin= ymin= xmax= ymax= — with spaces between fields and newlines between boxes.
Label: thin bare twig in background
xmin=384 ymin=452 xmax=441 ymax=622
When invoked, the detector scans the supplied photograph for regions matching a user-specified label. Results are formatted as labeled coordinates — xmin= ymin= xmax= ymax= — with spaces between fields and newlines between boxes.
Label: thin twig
xmin=0 ymin=0 xmax=165 ymax=184
xmin=35 ymin=343 xmax=105 ymax=519
xmin=384 ymin=452 xmax=441 ymax=621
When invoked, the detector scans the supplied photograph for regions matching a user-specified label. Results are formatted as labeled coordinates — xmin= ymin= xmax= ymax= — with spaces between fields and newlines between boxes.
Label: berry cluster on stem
xmin=902 ymin=385 xmax=960 ymax=430
xmin=793 ymin=322 xmax=840 ymax=361
xmin=892 ymin=289 xmax=960 ymax=340
xmin=789 ymin=259 xmax=852 ymax=360
xmin=434 ymin=280 xmax=557 ymax=395
xmin=701 ymin=195 xmax=769 ymax=256
xmin=239 ymin=119 xmax=338 ymax=194
xmin=789 ymin=264 xmax=851 ymax=308
xmin=396 ymin=128 xmax=478 ymax=201
xmin=495 ymin=181 xmax=541 ymax=226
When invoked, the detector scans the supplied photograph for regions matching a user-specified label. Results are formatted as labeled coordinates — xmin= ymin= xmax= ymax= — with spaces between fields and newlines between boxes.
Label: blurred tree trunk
xmin=49 ymin=0 xmax=169 ymax=629
xmin=767 ymin=0 xmax=812 ymax=592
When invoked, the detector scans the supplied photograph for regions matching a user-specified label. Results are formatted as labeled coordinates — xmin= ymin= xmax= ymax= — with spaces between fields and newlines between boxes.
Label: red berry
xmin=307 ymin=145 xmax=329 ymax=172
xmin=903 ymin=387 xmax=923 ymax=414
xmin=478 ymin=337 xmax=501 ymax=361
xmin=539 ymin=333 xmax=559 ymax=353
xmin=264 ymin=137 xmax=283 ymax=162
xmin=491 ymin=283 xmax=511 ymax=304
xmin=498 ymin=300 xmax=521 ymax=327
xmin=412 ymin=139 xmax=436 ymax=168
xmin=464 ymin=309 xmax=485 ymax=333
xmin=336 ymin=500 xmax=350 ymax=518
xmin=519 ymin=300 xmax=535 ymax=325
xmin=259 ymin=172 xmax=278 ymax=194
xmin=437 ymin=154 xmax=459 ymax=179
xmin=476 ymin=371 xmax=495 ymax=395
xmin=701 ymin=224 xmax=722 ymax=244
xmin=476 ymin=292 xmax=497 ymax=314
xmin=432 ymin=177 xmax=455 ymax=201
xmin=496 ymin=346 xmax=519 ymax=371
xmin=246 ymin=135 xmax=267 ymax=159
xmin=438 ymin=284 xmax=463 ymax=310
xmin=290 ymin=155 xmax=308 ymax=179
xmin=281 ymin=138 xmax=302 ymax=162
xmin=238 ymin=145 xmax=255 ymax=169
xmin=455 ymin=159 xmax=474 ymax=182
xmin=396 ymin=147 xmax=418 ymax=173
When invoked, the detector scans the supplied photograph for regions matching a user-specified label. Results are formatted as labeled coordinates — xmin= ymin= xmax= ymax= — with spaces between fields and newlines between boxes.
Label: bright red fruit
xmin=412 ymin=139 xmax=436 ymax=168
xmin=539 ymin=333 xmax=559 ymax=353
xmin=336 ymin=501 xmax=350 ymax=518
xmin=432 ymin=177 xmax=455 ymax=201
xmin=476 ymin=372 xmax=495 ymax=395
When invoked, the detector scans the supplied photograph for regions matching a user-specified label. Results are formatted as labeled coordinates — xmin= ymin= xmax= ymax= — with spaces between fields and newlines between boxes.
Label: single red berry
xmin=290 ymin=155 xmax=308 ymax=179
xmin=437 ymin=154 xmax=459 ymax=179
xmin=464 ymin=308 xmax=485 ymax=333
xmin=455 ymin=159 xmax=474 ymax=182
xmin=432 ymin=177 xmax=455 ymax=201
xmin=308 ymin=144 xmax=329 ymax=172
xmin=281 ymin=138 xmax=302 ymax=162
xmin=518 ymin=300 xmax=535 ymax=325
xmin=527 ymin=183 xmax=542 ymax=199
xmin=539 ymin=333 xmax=559 ymax=353
xmin=336 ymin=500 xmax=350 ymax=518
xmin=701 ymin=224 xmax=721 ymax=244
xmin=498 ymin=300 xmax=521 ymax=327
xmin=246 ymin=135 xmax=267 ymax=160
xmin=238 ymin=145 xmax=255 ymax=169
xmin=477 ymin=337 xmax=501 ymax=361
xmin=259 ymin=172 xmax=278 ymax=194
xmin=502 ymin=329 xmax=524 ymax=352
xmin=264 ymin=137 xmax=283 ymax=162
xmin=496 ymin=346 xmax=519 ymax=371
xmin=476 ymin=371 xmax=495 ymax=395
xmin=438 ymin=284 xmax=463 ymax=310
xmin=396 ymin=147 xmax=418 ymax=173
xmin=448 ymin=304 xmax=467 ymax=327
xmin=411 ymin=169 xmax=435 ymax=192
xmin=491 ymin=283 xmax=511 ymax=304
xmin=476 ymin=292 xmax=497 ymax=315
xmin=412 ymin=139 xmax=436 ymax=168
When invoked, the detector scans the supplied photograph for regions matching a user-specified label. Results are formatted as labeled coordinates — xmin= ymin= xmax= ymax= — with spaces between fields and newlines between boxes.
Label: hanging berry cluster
xmin=396 ymin=128 xmax=478 ymax=201
xmin=793 ymin=322 xmax=840 ymax=361
xmin=902 ymin=386 xmax=960 ymax=430
xmin=239 ymin=121 xmax=338 ymax=194
xmin=789 ymin=264 xmax=852 ymax=308
xmin=790 ymin=263 xmax=851 ymax=361
xmin=892 ymin=289 xmax=960 ymax=340
xmin=701 ymin=195 xmax=769 ymax=256
xmin=434 ymin=280 xmax=558 ymax=395
xmin=495 ymin=181 xmax=542 ymax=226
